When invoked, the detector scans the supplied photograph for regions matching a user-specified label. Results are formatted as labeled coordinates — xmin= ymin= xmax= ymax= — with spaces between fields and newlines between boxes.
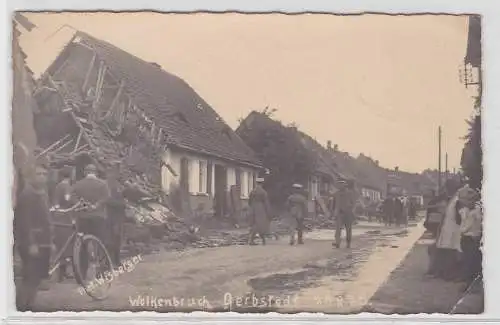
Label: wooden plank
xmin=73 ymin=129 xmax=83 ymax=153
xmin=103 ymin=79 xmax=124 ymax=120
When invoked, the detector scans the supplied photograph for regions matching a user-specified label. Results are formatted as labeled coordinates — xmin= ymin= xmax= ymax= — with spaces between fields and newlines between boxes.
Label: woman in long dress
xmin=429 ymin=186 xmax=469 ymax=280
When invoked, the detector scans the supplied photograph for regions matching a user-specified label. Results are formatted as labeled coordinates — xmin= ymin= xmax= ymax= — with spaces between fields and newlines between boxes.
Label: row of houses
xmin=27 ymin=30 xmax=447 ymax=219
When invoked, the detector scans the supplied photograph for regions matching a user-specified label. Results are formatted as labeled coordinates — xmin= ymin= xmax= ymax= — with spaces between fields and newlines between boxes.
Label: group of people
xmin=425 ymin=184 xmax=483 ymax=292
xmin=14 ymin=159 xmax=126 ymax=311
xmin=246 ymin=178 xmax=357 ymax=249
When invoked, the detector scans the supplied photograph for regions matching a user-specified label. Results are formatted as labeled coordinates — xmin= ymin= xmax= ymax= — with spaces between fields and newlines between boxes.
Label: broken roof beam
xmin=81 ymin=52 xmax=96 ymax=94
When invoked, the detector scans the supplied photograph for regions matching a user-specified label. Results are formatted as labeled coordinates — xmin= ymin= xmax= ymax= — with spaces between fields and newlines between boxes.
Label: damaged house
xmin=32 ymin=31 xmax=262 ymax=219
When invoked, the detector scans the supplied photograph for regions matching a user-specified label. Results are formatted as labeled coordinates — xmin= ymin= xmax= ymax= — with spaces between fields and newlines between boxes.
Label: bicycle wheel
xmin=73 ymin=234 xmax=114 ymax=300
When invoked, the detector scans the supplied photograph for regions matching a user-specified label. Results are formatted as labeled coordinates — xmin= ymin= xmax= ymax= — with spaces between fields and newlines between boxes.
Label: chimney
xmin=333 ymin=144 xmax=339 ymax=152
xmin=375 ymin=160 xmax=379 ymax=166
xmin=327 ymin=140 xmax=332 ymax=150
xmin=395 ymin=166 xmax=399 ymax=172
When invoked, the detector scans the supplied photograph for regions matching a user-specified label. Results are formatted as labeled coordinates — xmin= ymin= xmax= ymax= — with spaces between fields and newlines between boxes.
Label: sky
xmin=18 ymin=12 xmax=478 ymax=173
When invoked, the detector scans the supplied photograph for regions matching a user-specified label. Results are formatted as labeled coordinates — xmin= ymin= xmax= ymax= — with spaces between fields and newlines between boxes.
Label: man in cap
xmin=332 ymin=179 xmax=356 ymax=248
xmin=51 ymin=165 xmax=74 ymax=282
xmin=70 ymin=163 xmax=112 ymax=275
xmin=248 ymin=177 xmax=271 ymax=245
xmin=285 ymin=183 xmax=308 ymax=245
xmin=14 ymin=158 xmax=53 ymax=311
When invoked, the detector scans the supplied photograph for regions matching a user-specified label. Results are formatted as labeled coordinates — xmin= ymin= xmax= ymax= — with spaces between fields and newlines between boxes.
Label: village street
xmin=33 ymin=219 xmax=427 ymax=313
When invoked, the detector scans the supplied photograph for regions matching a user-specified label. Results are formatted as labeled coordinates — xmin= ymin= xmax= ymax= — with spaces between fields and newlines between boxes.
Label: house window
xmin=198 ymin=160 xmax=208 ymax=194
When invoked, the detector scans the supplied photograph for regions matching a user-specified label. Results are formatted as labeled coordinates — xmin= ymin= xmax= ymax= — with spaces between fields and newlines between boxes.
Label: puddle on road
xmin=246 ymin=242 xmax=375 ymax=303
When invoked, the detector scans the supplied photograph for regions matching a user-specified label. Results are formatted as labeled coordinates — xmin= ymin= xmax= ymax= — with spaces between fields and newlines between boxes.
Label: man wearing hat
xmin=51 ymin=165 xmax=75 ymax=282
xmin=332 ymin=179 xmax=356 ymax=248
xmin=285 ymin=183 xmax=308 ymax=245
xmin=248 ymin=177 xmax=271 ymax=245
xmin=70 ymin=163 xmax=112 ymax=274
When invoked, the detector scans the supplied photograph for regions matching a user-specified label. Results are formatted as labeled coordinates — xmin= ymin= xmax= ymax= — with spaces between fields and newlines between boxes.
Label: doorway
xmin=214 ymin=164 xmax=227 ymax=218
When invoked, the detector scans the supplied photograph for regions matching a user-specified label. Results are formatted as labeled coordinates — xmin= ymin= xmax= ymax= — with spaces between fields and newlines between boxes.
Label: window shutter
xmin=207 ymin=160 xmax=213 ymax=195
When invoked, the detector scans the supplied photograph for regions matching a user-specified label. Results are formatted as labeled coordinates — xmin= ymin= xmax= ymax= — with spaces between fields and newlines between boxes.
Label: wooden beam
xmin=92 ymin=61 xmax=105 ymax=112
xmin=82 ymin=53 xmax=96 ymax=95
xmin=36 ymin=134 xmax=71 ymax=158
xmin=106 ymin=79 xmax=125 ymax=119
xmin=73 ymin=129 xmax=83 ymax=153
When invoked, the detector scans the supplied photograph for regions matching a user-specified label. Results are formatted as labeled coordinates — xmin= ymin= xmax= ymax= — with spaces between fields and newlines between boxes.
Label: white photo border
xmin=3 ymin=0 xmax=499 ymax=324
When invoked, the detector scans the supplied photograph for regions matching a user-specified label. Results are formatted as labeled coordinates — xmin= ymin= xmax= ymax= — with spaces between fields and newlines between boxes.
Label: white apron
xmin=436 ymin=195 xmax=462 ymax=252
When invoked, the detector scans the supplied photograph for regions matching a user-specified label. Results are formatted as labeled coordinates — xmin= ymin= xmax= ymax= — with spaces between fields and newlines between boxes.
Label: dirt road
xmin=33 ymin=221 xmax=424 ymax=313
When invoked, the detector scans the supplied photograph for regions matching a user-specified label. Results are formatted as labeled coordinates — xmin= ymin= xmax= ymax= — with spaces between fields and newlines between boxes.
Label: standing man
xmin=70 ymin=164 xmax=112 ymax=275
xmin=333 ymin=179 xmax=356 ymax=249
xmin=285 ymin=183 xmax=308 ymax=245
xmin=248 ymin=177 xmax=271 ymax=245
xmin=52 ymin=165 xmax=74 ymax=282
xmin=14 ymin=159 xmax=53 ymax=311
xmin=106 ymin=162 xmax=126 ymax=265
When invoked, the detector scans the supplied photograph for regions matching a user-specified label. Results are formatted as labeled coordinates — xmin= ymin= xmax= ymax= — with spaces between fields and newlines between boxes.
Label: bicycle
xmin=49 ymin=200 xmax=114 ymax=300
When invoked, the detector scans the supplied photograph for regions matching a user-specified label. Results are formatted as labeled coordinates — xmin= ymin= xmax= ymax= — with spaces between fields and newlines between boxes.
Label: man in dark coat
xmin=14 ymin=160 xmax=53 ymax=311
xmin=285 ymin=183 xmax=308 ymax=245
xmin=51 ymin=165 xmax=74 ymax=282
xmin=333 ymin=179 xmax=355 ymax=248
xmin=248 ymin=178 xmax=271 ymax=245
xmin=105 ymin=162 xmax=126 ymax=265
xmin=70 ymin=164 xmax=112 ymax=275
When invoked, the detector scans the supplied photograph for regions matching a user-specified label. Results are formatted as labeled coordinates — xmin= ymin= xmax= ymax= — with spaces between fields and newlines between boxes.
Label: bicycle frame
xmin=48 ymin=219 xmax=85 ymax=276
xmin=48 ymin=201 xmax=90 ymax=276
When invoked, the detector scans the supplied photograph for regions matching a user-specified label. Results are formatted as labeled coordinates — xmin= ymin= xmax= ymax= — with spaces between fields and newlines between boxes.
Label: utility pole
xmin=438 ymin=126 xmax=442 ymax=193
xmin=445 ymin=152 xmax=448 ymax=183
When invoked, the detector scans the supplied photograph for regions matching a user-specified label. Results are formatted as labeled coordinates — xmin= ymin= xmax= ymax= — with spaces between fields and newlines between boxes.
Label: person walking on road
xmin=333 ymin=179 xmax=356 ymax=249
xmin=285 ymin=183 xmax=308 ymax=245
xmin=248 ymin=178 xmax=271 ymax=246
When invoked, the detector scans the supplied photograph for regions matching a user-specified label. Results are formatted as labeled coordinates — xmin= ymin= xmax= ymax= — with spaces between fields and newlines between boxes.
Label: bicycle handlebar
xmin=50 ymin=200 xmax=97 ymax=213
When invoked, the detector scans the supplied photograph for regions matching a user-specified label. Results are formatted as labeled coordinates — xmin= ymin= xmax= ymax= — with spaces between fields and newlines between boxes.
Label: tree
xmin=460 ymin=111 xmax=482 ymax=190
xmin=236 ymin=112 xmax=315 ymax=208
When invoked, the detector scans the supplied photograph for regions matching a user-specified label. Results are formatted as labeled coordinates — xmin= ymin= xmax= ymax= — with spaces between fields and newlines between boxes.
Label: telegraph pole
xmin=445 ymin=152 xmax=448 ymax=183
xmin=438 ymin=126 xmax=442 ymax=193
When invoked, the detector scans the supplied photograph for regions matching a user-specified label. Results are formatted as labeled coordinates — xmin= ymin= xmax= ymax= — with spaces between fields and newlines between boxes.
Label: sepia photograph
xmin=11 ymin=11 xmax=483 ymax=314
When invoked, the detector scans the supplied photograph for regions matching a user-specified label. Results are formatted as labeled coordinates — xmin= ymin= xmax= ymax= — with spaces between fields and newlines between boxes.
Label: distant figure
xmin=408 ymin=198 xmax=418 ymax=221
xmin=333 ymin=179 xmax=356 ymax=248
xmin=14 ymin=159 xmax=53 ymax=311
xmin=285 ymin=183 xmax=308 ymax=245
xmin=393 ymin=197 xmax=404 ymax=227
xmin=381 ymin=196 xmax=394 ymax=226
xmin=248 ymin=178 xmax=271 ymax=246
